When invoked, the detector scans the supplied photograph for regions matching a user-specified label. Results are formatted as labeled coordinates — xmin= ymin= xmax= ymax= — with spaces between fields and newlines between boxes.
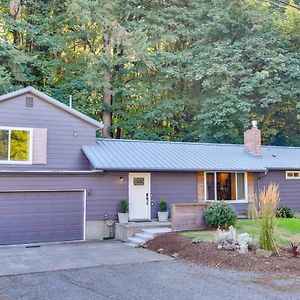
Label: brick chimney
xmin=244 ymin=120 xmax=261 ymax=156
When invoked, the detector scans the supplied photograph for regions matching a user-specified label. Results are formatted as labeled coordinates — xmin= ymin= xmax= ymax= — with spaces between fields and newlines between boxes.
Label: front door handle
xmin=146 ymin=193 xmax=149 ymax=205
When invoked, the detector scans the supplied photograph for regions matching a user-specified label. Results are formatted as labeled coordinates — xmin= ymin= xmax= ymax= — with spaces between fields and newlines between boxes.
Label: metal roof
xmin=82 ymin=139 xmax=300 ymax=172
xmin=0 ymin=87 xmax=104 ymax=129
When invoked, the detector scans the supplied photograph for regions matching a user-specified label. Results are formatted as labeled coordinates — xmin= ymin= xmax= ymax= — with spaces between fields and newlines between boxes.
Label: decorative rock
xmin=215 ymin=226 xmax=255 ymax=253
xmin=255 ymin=249 xmax=273 ymax=258
xmin=157 ymin=248 xmax=164 ymax=254
xmin=237 ymin=233 xmax=252 ymax=254
xmin=248 ymin=242 xmax=257 ymax=252
xmin=215 ymin=226 xmax=237 ymax=244
xmin=222 ymin=241 xmax=236 ymax=251
xmin=192 ymin=239 xmax=200 ymax=244
xmin=171 ymin=253 xmax=179 ymax=258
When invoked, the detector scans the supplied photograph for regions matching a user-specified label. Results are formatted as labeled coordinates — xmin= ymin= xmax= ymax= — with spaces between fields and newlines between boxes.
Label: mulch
xmin=145 ymin=232 xmax=300 ymax=275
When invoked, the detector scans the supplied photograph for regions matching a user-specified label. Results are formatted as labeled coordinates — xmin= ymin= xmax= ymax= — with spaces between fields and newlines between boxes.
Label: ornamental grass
xmin=258 ymin=183 xmax=280 ymax=251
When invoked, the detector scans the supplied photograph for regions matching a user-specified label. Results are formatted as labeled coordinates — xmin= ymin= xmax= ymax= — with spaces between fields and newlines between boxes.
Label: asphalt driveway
xmin=0 ymin=260 xmax=300 ymax=300
xmin=0 ymin=241 xmax=299 ymax=300
xmin=0 ymin=241 xmax=170 ymax=276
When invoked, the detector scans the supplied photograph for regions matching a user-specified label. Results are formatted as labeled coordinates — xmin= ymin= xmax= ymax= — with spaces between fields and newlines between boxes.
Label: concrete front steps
xmin=116 ymin=221 xmax=171 ymax=243
xmin=127 ymin=227 xmax=171 ymax=247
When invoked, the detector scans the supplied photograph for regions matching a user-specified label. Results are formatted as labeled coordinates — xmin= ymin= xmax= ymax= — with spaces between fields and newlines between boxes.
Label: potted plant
xmin=118 ymin=200 xmax=129 ymax=224
xmin=158 ymin=198 xmax=168 ymax=222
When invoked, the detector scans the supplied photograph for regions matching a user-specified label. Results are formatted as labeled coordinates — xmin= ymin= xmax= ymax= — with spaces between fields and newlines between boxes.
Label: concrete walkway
xmin=0 ymin=241 xmax=171 ymax=276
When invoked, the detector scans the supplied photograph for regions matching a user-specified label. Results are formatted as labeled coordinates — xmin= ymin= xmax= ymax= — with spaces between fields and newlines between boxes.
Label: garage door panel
xmin=0 ymin=191 xmax=84 ymax=245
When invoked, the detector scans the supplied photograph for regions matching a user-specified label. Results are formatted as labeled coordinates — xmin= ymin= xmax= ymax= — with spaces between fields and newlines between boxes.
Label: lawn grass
xmin=182 ymin=218 xmax=300 ymax=246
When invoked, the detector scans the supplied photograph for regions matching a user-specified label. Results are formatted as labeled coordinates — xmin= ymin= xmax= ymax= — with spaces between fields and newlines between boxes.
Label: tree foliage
xmin=0 ymin=0 xmax=299 ymax=144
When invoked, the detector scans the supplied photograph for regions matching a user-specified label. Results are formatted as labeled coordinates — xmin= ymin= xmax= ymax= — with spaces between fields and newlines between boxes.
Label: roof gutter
xmin=96 ymin=168 xmax=267 ymax=172
xmin=0 ymin=170 xmax=104 ymax=176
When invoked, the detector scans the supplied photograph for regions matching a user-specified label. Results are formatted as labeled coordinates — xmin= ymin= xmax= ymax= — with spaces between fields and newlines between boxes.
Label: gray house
xmin=0 ymin=87 xmax=300 ymax=245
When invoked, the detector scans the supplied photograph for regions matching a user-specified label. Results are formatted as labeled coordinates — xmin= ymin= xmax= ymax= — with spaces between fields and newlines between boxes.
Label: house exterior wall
xmin=151 ymin=172 xmax=198 ymax=218
xmin=0 ymin=92 xmax=97 ymax=170
xmin=0 ymin=172 xmax=198 ymax=221
xmin=0 ymin=173 xmax=127 ymax=221
xmin=257 ymin=170 xmax=300 ymax=212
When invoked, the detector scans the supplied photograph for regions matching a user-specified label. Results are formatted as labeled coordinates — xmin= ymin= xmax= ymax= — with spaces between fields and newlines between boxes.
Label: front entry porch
xmin=115 ymin=220 xmax=171 ymax=244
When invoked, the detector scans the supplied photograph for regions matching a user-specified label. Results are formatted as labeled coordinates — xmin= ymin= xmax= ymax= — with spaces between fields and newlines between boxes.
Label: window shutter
xmin=32 ymin=128 xmax=48 ymax=164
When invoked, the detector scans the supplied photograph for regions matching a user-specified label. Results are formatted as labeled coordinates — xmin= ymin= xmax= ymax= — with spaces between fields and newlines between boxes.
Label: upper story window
xmin=0 ymin=127 xmax=32 ymax=164
xmin=286 ymin=171 xmax=300 ymax=179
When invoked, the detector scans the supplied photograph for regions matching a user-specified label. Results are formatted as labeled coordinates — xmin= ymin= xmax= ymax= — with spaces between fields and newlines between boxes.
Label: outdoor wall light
xmin=119 ymin=176 xmax=124 ymax=182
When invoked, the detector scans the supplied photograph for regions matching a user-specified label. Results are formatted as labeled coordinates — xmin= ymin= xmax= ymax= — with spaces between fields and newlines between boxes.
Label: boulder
xmin=237 ymin=233 xmax=252 ymax=254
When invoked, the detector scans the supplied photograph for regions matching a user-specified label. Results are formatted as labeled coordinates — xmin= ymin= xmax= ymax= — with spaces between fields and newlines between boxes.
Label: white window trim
xmin=286 ymin=171 xmax=300 ymax=179
xmin=0 ymin=126 xmax=33 ymax=164
xmin=204 ymin=172 xmax=248 ymax=203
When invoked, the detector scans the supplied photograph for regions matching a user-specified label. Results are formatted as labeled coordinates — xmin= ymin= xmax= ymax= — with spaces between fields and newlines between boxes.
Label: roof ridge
xmin=96 ymin=138 xmax=300 ymax=149
xmin=262 ymin=145 xmax=300 ymax=149
xmin=96 ymin=138 xmax=244 ymax=147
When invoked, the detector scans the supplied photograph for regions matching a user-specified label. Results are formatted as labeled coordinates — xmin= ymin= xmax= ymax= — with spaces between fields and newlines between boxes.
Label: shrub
xmin=287 ymin=242 xmax=300 ymax=257
xmin=276 ymin=206 xmax=294 ymax=218
xmin=159 ymin=198 xmax=168 ymax=212
xmin=119 ymin=200 xmax=129 ymax=213
xmin=203 ymin=201 xmax=237 ymax=228
xmin=258 ymin=183 xmax=280 ymax=251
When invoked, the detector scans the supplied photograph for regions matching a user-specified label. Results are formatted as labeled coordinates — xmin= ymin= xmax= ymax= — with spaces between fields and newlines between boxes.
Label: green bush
xmin=119 ymin=200 xmax=129 ymax=213
xmin=159 ymin=198 xmax=168 ymax=212
xmin=276 ymin=206 xmax=294 ymax=218
xmin=203 ymin=201 xmax=237 ymax=228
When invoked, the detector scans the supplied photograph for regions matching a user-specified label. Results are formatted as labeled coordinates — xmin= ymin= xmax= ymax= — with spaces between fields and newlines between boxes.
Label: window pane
xmin=206 ymin=173 xmax=215 ymax=200
xmin=217 ymin=172 xmax=236 ymax=200
xmin=0 ymin=130 xmax=9 ymax=160
xmin=237 ymin=173 xmax=245 ymax=200
xmin=10 ymin=130 xmax=30 ymax=161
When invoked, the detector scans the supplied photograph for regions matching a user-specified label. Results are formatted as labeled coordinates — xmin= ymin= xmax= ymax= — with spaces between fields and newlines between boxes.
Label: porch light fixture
xmin=119 ymin=176 xmax=124 ymax=182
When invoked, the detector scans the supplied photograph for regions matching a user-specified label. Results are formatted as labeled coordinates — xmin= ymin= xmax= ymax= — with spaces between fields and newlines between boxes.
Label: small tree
xmin=119 ymin=200 xmax=129 ymax=213
xmin=159 ymin=199 xmax=168 ymax=212
xmin=258 ymin=183 xmax=280 ymax=251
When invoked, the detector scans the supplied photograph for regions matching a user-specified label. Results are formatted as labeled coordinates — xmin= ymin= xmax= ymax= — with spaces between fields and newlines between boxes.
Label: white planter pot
xmin=158 ymin=211 xmax=169 ymax=222
xmin=118 ymin=213 xmax=129 ymax=224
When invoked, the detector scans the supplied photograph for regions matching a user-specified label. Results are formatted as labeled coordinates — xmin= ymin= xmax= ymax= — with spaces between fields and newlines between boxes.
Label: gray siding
xmin=0 ymin=173 xmax=128 ymax=220
xmin=258 ymin=171 xmax=300 ymax=212
xmin=231 ymin=203 xmax=248 ymax=215
xmin=151 ymin=173 xmax=197 ymax=218
xmin=0 ymin=172 xmax=198 ymax=220
xmin=0 ymin=93 xmax=97 ymax=170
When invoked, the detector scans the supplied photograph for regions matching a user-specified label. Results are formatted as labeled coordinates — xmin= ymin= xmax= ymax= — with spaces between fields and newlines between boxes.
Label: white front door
xmin=129 ymin=173 xmax=151 ymax=220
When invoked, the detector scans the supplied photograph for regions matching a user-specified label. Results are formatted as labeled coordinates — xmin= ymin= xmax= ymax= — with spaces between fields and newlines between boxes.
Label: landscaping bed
xmin=146 ymin=232 xmax=300 ymax=275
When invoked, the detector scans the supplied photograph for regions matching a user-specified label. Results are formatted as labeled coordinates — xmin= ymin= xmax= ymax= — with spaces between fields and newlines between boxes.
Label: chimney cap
xmin=252 ymin=120 xmax=258 ymax=128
